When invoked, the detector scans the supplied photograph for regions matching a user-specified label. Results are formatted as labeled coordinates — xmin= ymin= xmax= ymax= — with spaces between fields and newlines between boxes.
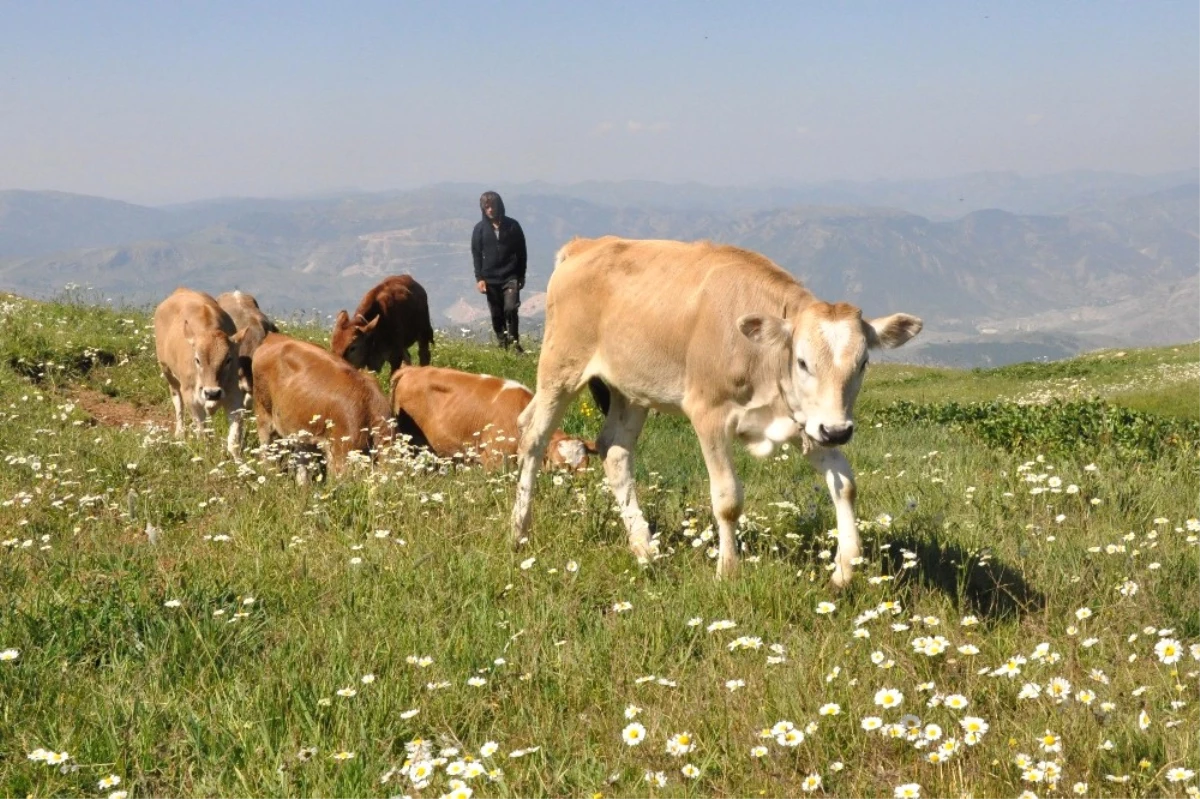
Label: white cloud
xmin=625 ymin=120 xmax=670 ymax=134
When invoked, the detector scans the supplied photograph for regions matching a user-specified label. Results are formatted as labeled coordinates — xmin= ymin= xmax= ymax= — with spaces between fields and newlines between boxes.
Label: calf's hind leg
xmin=511 ymin=385 xmax=576 ymax=545
xmin=252 ymin=390 xmax=282 ymax=470
xmin=596 ymin=391 xmax=653 ymax=562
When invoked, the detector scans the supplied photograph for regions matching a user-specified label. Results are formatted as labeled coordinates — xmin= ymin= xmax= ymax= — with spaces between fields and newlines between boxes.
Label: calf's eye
xmin=797 ymin=358 xmax=809 ymax=374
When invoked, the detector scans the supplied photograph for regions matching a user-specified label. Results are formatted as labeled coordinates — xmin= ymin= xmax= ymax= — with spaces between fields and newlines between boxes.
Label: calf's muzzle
xmin=816 ymin=421 xmax=854 ymax=447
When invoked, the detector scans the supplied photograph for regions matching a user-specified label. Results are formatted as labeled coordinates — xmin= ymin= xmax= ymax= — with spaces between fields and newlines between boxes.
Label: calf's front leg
xmin=166 ymin=379 xmax=185 ymax=438
xmin=225 ymin=402 xmax=244 ymax=460
xmin=693 ymin=415 xmax=743 ymax=580
xmin=806 ymin=446 xmax=860 ymax=588
xmin=188 ymin=395 xmax=208 ymax=436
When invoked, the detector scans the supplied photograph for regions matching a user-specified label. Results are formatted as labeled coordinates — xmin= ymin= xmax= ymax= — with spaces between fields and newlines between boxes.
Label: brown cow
xmin=513 ymin=237 xmax=921 ymax=587
xmin=390 ymin=365 xmax=591 ymax=470
xmin=217 ymin=290 xmax=279 ymax=400
xmin=251 ymin=332 xmax=394 ymax=477
xmin=331 ymin=276 xmax=434 ymax=373
xmin=153 ymin=287 xmax=247 ymax=458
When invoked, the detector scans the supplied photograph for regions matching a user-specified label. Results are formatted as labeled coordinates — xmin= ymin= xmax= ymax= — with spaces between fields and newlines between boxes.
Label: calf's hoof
xmin=630 ymin=536 xmax=657 ymax=566
xmin=715 ymin=555 xmax=739 ymax=581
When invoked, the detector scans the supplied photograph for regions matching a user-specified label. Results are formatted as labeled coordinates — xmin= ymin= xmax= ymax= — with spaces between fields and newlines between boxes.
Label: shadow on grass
xmin=876 ymin=528 xmax=1045 ymax=622
xmin=766 ymin=507 xmax=1044 ymax=622
xmin=6 ymin=348 xmax=117 ymax=383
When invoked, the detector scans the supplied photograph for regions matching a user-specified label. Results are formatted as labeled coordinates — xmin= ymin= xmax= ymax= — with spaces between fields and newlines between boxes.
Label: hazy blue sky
xmin=1 ymin=1 xmax=1196 ymax=204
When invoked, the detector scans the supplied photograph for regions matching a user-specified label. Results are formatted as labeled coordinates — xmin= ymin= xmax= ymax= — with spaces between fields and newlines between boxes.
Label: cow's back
xmin=546 ymin=238 xmax=811 ymax=406
xmin=217 ymin=290 xmax=277 ymax=383
xmin=217 ymin=291 xmax=278 ymax=335
xmin=358 ymin=276 xmax=431 ymax=328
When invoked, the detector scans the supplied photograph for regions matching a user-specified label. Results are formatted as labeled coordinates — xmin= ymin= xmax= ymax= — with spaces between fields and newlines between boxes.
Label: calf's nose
xmin=818 ymin=422 xmax=854 ymax=446
xmin=203 ymin=387 xmax=223 ymax=401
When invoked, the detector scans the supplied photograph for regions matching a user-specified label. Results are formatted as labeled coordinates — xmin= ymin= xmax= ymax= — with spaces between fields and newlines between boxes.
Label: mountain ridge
xmin=1 ymin=172 xmax=1195 ymax=367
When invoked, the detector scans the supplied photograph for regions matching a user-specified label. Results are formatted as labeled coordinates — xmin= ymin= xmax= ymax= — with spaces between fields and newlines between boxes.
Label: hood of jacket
xmin=479 ymin=191 xmax=506 ymax=222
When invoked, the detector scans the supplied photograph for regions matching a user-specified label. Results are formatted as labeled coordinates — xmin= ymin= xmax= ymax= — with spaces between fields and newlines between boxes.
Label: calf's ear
xmin=334 ymin=310 xmax=350 ymax=328
xmin=358 ymin=316 xmax=381 ymax=334
xmin=738 ymin=314 xmax=792 ymax=346
xmin=865 ymin=313 xmax=923 ymax=349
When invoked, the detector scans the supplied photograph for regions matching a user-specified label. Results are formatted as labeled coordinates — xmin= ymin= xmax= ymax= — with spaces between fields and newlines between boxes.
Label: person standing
xmin=471 ymin=191 xmax=528 ymax=352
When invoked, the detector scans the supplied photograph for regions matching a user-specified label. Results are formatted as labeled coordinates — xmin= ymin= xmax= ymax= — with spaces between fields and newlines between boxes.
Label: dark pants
xmin=485 ymin=280 xmax=520 ymax=345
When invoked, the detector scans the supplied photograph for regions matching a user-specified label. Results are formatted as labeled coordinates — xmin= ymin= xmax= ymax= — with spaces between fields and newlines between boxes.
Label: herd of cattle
xmin=151 ymin=236 xmax=922 ymax=587
xmin=152 ymin=273 xmax=586 ymax=475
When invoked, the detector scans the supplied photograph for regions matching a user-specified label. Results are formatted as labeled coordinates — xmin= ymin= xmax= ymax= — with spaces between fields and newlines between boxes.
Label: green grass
xmin=1 ymin=294 xmax=1198 ymax=798
xmin=861 ymin=344 xmax=1200 ymax=421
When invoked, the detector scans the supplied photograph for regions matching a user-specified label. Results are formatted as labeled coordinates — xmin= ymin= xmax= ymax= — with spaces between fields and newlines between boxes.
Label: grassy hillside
xmin=1 ymin=294 xmax=1197 ymax=798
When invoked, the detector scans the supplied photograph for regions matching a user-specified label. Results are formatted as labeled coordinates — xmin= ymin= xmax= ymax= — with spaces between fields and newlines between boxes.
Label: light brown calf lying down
xmin=391 ymin=364 xmax=592 ymax=470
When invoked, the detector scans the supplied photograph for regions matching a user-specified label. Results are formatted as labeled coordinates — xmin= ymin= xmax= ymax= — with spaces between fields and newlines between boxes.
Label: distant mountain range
xmin=1 ymin=169 xmax=1196 ymax=367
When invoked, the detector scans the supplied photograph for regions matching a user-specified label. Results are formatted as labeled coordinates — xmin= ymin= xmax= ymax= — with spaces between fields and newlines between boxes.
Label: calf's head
xmin=233 ymin=323 xmax=270 ymax=399
xmin=546 ymin=433 xmax=596 ymax=472
xmin=739 ymin=301 xmax=922 ymax=448
xmin=331 ymin=311 xmax=379 ymax=368
xmin=183 ymin=319 xmax=244 ymax=411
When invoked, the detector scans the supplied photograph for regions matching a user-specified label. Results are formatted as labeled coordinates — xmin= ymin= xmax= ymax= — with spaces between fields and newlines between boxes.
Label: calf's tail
xmin=587 ymin=377 xmax=611 ymax=417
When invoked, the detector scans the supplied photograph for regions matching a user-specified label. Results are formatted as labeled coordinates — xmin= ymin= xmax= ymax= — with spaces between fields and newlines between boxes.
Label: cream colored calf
xmin=512 ymin=237 xmax=921 ymax=587
xmin=153 ymin=288 xmax=247 ymax=458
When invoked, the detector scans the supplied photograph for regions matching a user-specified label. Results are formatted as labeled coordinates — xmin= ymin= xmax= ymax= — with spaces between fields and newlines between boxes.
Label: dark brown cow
xmin=217 ymin=290 xmax=279 ymax=400
xmin=390 ymin=365 xmax=591 ymax=470
xmin=331 ymin=276 xmax=434 ymax=373
xmin=252 ymin=332 xmax=394 ymax=477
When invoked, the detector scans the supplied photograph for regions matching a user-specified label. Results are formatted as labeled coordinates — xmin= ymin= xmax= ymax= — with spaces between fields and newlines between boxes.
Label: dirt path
xmin=72 ymin=387 xmax=173 ymax=430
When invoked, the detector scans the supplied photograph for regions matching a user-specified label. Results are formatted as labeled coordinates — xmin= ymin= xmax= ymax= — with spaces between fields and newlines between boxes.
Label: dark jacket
xmin=472 ymin=215 xmax=527 ymax=287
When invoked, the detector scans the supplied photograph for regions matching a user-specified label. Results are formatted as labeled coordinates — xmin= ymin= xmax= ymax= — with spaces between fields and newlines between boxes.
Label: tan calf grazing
xmin=217 ymin=290 xmax=279 ymax=399
xmin=251 ymin=332 xmax=394 ymax=476
xmin=390 ymin=365 xmax=591 ymax=470
xmin=513 ymin=237 xmax=922 ymax=587
xmin=153 ymin=287 xmax=247 ymax=458
xmin=331 ymin=275 xmax=434 ymax=373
